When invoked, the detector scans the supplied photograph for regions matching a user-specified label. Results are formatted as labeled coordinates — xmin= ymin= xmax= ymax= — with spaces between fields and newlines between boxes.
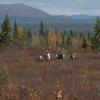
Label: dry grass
xmin=0 ymin=46 xmax=100 ymax=100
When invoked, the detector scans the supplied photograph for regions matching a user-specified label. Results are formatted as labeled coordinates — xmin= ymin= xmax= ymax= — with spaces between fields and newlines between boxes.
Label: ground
xmin=0 ymin=46 xmax=100 ymax=100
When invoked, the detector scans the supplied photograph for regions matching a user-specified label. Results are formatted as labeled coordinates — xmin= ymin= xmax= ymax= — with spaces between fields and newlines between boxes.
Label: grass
xmin=0 ymin=46 xmax=100 ymax=100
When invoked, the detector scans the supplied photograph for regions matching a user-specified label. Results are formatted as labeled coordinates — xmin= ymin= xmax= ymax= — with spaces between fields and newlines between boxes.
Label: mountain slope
xmin=0 ymin=3 xmax=98 ymax=32
xmin=0 ymin=3 xmax=50 ymax=17
xmin=0 ymin=3 xmax=99 ymax=19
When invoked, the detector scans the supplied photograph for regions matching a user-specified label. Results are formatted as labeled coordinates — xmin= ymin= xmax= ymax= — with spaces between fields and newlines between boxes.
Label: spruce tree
xmin=91 ymin=18 xmax=100 ymax=49
xmin=82 ymin=38 xmax=89 ymax=49
xmin=39 ymin=20 xmax=49 ymax=47
xmin=39 ymin=20 xmax=45 ymax=37
xmin=39 ymin=20 xmax=45 ymax=46
xmin=27 ymin=28 xmax=32 ymax=41
xmin=70 ymin=30 xmax=74 ymax=38
xmin=13 ymin=21 xmax=18 ymax=39
xmin=95 ymin=18 xmax=100 ymax=34
xmin=61 ymin=33 xmax=66 ymax=48
xmin=63 ymin=30 xmax=67 ymax=37
xmin=87 ymin=31 xmax=90 ymax=40
xmin=1 ymin=15 xmax=13 ymax=46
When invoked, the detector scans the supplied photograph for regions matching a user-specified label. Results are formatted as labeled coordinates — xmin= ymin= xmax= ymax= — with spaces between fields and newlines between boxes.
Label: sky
xmin=0 ymin=0 xmax=100 ymax=16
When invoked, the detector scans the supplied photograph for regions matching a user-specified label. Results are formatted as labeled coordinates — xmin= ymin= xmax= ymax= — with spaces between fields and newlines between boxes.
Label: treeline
xmin=0 ymin=15 xmax=100 ymax=50
xmin=38 ymin=19 xmax=100 ymax=50
xmin=0 ymin=15 xmax=33 ymax=47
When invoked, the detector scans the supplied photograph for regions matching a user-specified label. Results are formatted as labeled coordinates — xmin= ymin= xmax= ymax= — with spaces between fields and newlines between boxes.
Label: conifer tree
xmin=1 ymin=15 xmax=13 ymax=46
xmin=39 ymin=20 xmax=45 ymax=37
xmin=13 ymin=21 xmax=18 ymax=39
xmin=87 ymin=31 xmax=90 ymax=40
xmin=91 ymin=18 xmax=100 ymax=49
xmin=82 ymin=38 xmax=89 ymax=49
xmin=64 ymin=30 xmax=67 ymax=35
xmin=39 ymin=20 xmax=46 ymax=46
xmin=70 ymin=30 xmax=74 ymax=38
xmin=27 ymin=28 xmax=32 ymax=41
xmin=61 ymin=33 xmax=66 ymax=48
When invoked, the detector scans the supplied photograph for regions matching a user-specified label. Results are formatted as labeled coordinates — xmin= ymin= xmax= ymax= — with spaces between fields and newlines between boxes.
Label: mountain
xmin=0 ymin=3 xmax=99 ymax=19
xmin=71 ymin=14 xmax=98 ymax=20
xmin=0 ymin=3 xmax=98 ymax=33
xmin=0 ymin=3 xmax=50 ymax=17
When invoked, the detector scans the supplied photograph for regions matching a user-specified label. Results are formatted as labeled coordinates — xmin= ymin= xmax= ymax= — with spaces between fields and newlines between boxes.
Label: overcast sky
xmin=0 ymin=0 xmax=100 ymax=16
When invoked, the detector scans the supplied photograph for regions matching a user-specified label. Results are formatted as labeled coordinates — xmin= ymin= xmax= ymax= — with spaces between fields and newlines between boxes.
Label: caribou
xmin=56 ymin=53 xmax=65 ymax=59
xmin=70 ymin=53 xmax=76 ymax=59
xmin=39 ymin=49 xmax=51 ymax=61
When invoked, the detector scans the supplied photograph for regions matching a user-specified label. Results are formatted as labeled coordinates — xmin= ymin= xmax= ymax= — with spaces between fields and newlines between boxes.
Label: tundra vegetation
xmin=0 ymin=15 xmax=100 ymax=100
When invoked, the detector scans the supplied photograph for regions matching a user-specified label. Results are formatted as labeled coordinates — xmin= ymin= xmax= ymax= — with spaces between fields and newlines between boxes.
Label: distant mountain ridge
xmin=0 ymin=3 xmax=50 ymax=17
xmin=0 ymin=3 xmax=99 ymax=19
xmin=0 ymin=3 xmax=99 ymax=32
xmin=71 ymin=14 xmax=99 ymax=20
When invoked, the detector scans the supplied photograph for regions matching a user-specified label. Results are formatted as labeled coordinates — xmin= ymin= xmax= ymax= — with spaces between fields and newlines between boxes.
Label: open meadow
xmin=0 ymin=47 xmax=100 ymax=100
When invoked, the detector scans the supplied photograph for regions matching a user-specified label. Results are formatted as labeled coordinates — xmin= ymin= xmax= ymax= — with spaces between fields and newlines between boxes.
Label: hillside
xmin=0 ymin=3 xmax=50 ymax=17
xmin=0 ymin=3 xmax=98 ymax=32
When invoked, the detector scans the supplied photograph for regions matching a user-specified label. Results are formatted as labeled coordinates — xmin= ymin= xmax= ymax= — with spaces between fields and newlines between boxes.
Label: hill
xmin=0 ymin=3 xmax=50 ymax=17
xmin=0 ymin=3 xmax=99 ymax=32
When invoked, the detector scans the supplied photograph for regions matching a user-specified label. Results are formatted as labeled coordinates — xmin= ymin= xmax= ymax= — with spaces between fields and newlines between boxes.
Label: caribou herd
xmin=39 ymin=49 xmax=77 ymax=61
